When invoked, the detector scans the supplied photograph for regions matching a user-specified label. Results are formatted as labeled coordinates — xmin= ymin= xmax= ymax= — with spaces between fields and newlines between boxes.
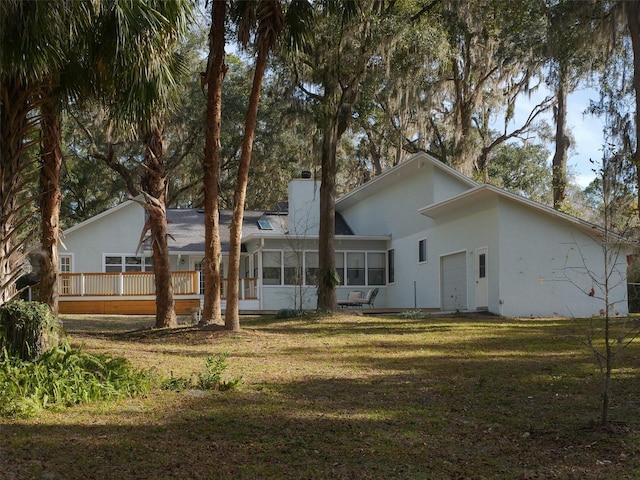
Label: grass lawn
xmin=1 ymin=313 xmax=639 ymax=479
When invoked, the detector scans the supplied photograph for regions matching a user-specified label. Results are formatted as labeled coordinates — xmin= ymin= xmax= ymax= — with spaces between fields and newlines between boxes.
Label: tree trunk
xmin=552 ymin=69 xmax=570 ymax=210
xmin=142 ymin=127 xmax=176 ymax=329
xmin=0 ymin=80 xmax=36 ymax=305
xmin=626 ymin=1 xmax=640 ymax=220
xmin=38 ymin=94 xmax=62 ymax=315
xmin=225 ymin=43 xmax=269 ymax=332
xmin=201 ymin=0 xmax=227 ymax=325
xmin=317 ymin=114 xmax=339 ymax=311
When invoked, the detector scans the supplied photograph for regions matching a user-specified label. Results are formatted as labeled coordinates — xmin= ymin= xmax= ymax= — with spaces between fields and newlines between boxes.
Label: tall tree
xmin=225 ymin=0 xmax=285 ymax=331
xmin=437 ymin=0 xmax=552 ymax=179
xmin=200 ymin=0 xmax=227 ymax=325
xmin=286 ymin=1 xmax=396 ymax=310
xmin=38 ymin=91 xmax=65 ymax=314
xmin=625 ymin=0 xmax=640 ymax=219
xmin=89 ymin=0 xmax=193 ymax=328
xmin=545 ymin=0 xmax=606 ymax=210
xmin=0 ymin=1 xmax=92 ymax=306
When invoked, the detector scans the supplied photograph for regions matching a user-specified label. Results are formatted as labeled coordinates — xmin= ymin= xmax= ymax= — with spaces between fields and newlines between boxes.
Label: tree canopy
xmin=1 ymin=0 xmax=639 ymax=311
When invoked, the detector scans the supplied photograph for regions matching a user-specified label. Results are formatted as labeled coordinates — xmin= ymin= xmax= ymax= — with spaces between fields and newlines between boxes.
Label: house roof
xmin=336 ymin=151 xmax=478 ymax=210
xmin=162 ymin=208 xmax=354 ymax=253
xmin=419 ymin=183 xmax=608 ymax=238
xmin=163 ymin=209 xmax=286 ymax=253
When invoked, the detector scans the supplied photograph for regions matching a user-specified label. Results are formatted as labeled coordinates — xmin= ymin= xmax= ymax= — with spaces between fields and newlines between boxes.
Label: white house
xmin=56 ymin=152 xmax=629 ymax=318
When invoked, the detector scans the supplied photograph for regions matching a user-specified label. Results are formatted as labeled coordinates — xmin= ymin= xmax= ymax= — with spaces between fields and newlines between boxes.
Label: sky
xmin=513 ymin=85 xmax=605 ymax=189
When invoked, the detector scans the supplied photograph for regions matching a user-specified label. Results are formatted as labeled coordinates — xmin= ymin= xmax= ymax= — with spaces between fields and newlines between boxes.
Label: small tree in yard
xmin=565 ymin=144 xmax=640 ymax=427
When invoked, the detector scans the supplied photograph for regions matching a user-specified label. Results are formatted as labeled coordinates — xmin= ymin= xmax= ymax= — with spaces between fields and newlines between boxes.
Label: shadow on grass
xmin=14 ymin=314 xmax=636 ymax=479
xmin=2 ymin=368 xmax=639 ymax=480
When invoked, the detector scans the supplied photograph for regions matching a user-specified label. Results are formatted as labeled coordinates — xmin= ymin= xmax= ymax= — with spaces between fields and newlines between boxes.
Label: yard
xmin=1 ymin=313 xmax=639 ymax=479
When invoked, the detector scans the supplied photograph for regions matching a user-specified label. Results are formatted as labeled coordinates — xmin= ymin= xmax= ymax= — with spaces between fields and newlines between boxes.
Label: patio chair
xmin=351 ymin=288 xmax=379 ymax=308
xmin=338 ymin=290 xmax=365 ymax=308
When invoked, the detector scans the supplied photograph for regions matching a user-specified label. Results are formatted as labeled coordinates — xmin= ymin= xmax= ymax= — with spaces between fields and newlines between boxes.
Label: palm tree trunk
xmin=0 ymin=80 xmax=37 ymax=305
xmin=142 ymin=127 xmax=176 ymax=329
xmin=225 ymin=42 xmax=270 ymax=331
xmin=38 ymin=94 xmax=62 ymax=315
xmin=201 ymin=0 xmax=227 ymax=325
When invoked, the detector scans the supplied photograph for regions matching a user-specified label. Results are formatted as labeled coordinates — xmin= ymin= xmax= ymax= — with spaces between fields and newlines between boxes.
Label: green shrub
xmin=275 ymin=309 xmax=308 ymax=319
xmin=197 ymin=353 xmax=242 ymax=391
xmin=0 ymin=344 xmax=156 ymax=418
xmin=161 ymin=353 xmax=242 ymax=392
xmin=0 ymin=300 xmax=61 ymax=360
xmin=398 ymin=309 xmax=431 ymax=319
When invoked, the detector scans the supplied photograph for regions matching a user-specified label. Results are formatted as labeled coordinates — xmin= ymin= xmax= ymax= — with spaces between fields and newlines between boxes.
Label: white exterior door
xmin=475 ymin=247 xmax=488 ymax=310
xmin=441 ymin=252 xmax=467 ymax=311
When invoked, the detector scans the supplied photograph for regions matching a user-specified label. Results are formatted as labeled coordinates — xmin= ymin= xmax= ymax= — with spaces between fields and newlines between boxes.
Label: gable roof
xmin=63 ymin=196 xmax=142 ymax=236
xmin=419 ymin=183 xmax=607 ymax=238
xmin=336 ymin=151 xmax=478 ymax=210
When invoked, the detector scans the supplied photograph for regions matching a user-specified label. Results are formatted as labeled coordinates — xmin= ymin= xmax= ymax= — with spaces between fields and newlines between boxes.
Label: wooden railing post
xmin=193 ymin=271 xmax=199 ymax=295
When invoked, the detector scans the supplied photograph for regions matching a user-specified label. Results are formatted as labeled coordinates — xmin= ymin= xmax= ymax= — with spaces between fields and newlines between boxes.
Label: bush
xmin=161 ymin=353 xmax=242 ymax=392
xmin=275 ymin=309 xmax=309 ymax=319
xmin=0 ymin=300 xmax=61 ymax=361
xmin=0 ymin=344 xmax=156 ymax=418
xmin=398 ymin=309 xmax=431 ymax=319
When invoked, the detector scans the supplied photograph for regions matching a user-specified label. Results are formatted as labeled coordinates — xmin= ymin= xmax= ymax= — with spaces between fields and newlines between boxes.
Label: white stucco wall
xmin=288 ymin=179 xmax=321 ymax=236
xmin=416 ymin=202 xmax=501 ymax=312
xmin=340 ymin=163 xmax=472 ymax=239
xmin=497 ymin=199 xmax=628 ymax=318
xmin=337 ymin=160 xmax=477 ymax=310
xmin=61 ymin=201 xmax=146 ymax=272
xmin=418 ymin=195 xmax=628 ymax=318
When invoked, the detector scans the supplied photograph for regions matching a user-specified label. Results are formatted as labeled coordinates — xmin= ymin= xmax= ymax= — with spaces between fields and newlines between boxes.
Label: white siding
xmin=288 ymin=179 xmax=321 ymax=236
xmin=497 ymin=199 xmax=628 ymax=318
xmin=61 ymin=201 xmax=146 ymax=272
xmin=424 ymin=204 xmax=501 ymax=312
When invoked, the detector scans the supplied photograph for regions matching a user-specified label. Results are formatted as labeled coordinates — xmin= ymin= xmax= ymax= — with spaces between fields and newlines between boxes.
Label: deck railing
xmin=58 ymin=271 xmax=258 ymax=300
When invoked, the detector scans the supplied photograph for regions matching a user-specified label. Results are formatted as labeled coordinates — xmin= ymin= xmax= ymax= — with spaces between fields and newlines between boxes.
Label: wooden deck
xmin=59 ymin=298 xmax=201 ymax=315
xmin=57 ymin=272 xmax=259 ymax=315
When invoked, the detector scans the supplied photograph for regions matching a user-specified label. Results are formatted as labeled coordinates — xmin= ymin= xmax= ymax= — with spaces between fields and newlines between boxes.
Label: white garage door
xmin=441 ymin=252 xmax=467 ymax=311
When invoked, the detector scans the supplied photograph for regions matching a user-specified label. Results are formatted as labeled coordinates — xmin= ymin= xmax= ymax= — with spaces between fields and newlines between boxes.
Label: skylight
xmin=257 ymin=219 xmax=273 ymax=230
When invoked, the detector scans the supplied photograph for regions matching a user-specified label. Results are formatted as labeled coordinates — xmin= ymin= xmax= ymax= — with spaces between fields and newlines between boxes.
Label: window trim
xmin=418 ymin=238 xmax=428 ymax=264
xmin=261 ymin=249 xmax=387 ymax=287
xmin=59 ymin=254 xmax=74 ymax=273
xmin=336 ymin=250 xmax=388 ymax=287
xmin=102 ymin=254 xmax=153 ymax=273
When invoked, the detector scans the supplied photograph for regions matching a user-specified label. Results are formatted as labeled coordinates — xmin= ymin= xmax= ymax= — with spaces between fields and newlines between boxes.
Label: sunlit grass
xmin=2 ymin=313 xmax=639 ymax=479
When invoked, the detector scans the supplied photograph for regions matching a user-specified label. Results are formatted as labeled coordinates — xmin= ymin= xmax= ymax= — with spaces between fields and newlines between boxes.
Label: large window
xmin=342 ymin=251 xmax=386 ymax=286
xmin=284 ymin=251 xmax=301 ymax=285
xmin=262 ymin=251 xmax=281 ymax=285
xmin=253 ymin=252 xmax=259 ymax=279
xmin=347 ymin=252 xmax=365 ymax=286
xmin=368 ymin=252 xmax=385 ymax=286
xmin=104 ymin=255 xmax=153 ymax=272
xmin=262 ymin=250 xmax=386 ymax=287
xmin=305 ymin=252 xmax=319 ymax=286
xmin=336 ymin=252 xmax=345 ymax=285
